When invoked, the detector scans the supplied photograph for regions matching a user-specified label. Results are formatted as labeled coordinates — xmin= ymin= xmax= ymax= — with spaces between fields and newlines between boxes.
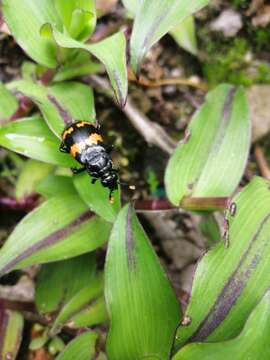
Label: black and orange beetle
xmin=59 ymin=120 xmax=118 ymax=202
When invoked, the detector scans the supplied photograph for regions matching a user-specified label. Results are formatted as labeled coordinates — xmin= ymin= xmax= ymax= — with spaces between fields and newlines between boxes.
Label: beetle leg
xmin=106 ymin=145 xmax=114 ymax=154
xmin=59 ymin=141 xmax=69 ymax=153
xmin=91 ymin=178 xmax=98 ymax=184
xmin=71 ymin=167 xmax=86 ymax=174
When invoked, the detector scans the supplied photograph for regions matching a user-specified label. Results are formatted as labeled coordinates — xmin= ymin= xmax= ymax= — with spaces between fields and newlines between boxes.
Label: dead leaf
xmin=248 ymin=85 xmax=270 ymax=142
xmin=252 ymin=5 xmax=270 ymax=27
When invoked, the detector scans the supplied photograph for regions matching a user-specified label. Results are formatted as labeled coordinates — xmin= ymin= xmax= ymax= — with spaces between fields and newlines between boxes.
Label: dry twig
xmin=254 ymin=144 xmax=270 ymax=180
xmin=87 ymin=75 xmax=177 ymax=154
xmin=128 ymin=69 xmax=208 ymax=92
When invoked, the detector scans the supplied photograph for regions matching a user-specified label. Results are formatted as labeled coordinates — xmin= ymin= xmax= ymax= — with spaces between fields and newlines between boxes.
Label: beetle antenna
xmin=118 ymin=181 xmax=136 ymax=191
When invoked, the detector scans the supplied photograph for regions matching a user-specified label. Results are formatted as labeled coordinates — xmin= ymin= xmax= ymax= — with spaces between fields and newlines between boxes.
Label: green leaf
xmin=35 ymin=253 xmax=96 ymax=314
xmin=0 ymin=309 xmax=24 ymax=360
xmin=36 ymin=175 xmax=76 ymax=198
xmin=16 ymin=159 xmax=54 ymax=199
xmin=53 ymin=52 xmax=102 ymax=82
xmin=0 ymin=82 xmax=18 ymax=120
xmin=74 ymin=172 xmax=121 ymax=223
xmin=173 ymin=289 xmax=270 ymax=359
xmin=55 ymin=0 xmax=96 ymax=41
xmin=56 ymin=332 xmax=98 ymax=360
xmin=105 ymin=204 xmax=181 ymax=360
xmin=0 ymin=116 xmax=77 ymax=167
xmin=51 ymin=272 xmax=104 ymax=335
xmin=165 ymin=85 xmax=250 ymax=207
xmin=0 ymin=194 xmax=111 ymax=276
xmin=50 ymin=28 xmax=128 ymax=107
xmin=199 ymin=214 xmax=221 ymax=247
xmin=70 ymin=296 xmax=107 ymax=328
xmin=174 ymin=177 xmax=270 ymax=349
xmin=8 ymin=80 xmax=95 ymax=137
xmin=2 ymin=0 xmax=60 ymax=68
xmin=130 ymin=0 xmax=209 ymax=74
xmin=170 ymin=16 xmax=197 ymax=56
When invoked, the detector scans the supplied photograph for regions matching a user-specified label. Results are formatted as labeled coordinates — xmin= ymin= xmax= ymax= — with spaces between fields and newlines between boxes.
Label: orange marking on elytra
xmin=62 ymin=126 xmax=74 ymax=140
xmin=70 ymin=143 xmax=79 ymax=157
xmin=87 ymin=133 xmax=103 ymax=145
xmin=76 ymin=121 xmax=90 ymax=128
xmin=70 ymin=134 xmax=103 ymax=157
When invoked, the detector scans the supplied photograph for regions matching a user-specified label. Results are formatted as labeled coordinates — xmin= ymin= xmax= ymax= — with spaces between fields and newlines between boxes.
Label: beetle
xmin=59 ymin=120 xmax=118 ymax=203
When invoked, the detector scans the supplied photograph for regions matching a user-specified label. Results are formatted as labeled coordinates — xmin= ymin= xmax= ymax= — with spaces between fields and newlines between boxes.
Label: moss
xmin=202 ymin=34 xmax=270 ymax=87
xmin=232 ymin=0 xmax=249 ymax=10
xmin=254 ymin=27 xmax=270 ymax=51
xmin=203 ymin=38 xmax=252 ymax=87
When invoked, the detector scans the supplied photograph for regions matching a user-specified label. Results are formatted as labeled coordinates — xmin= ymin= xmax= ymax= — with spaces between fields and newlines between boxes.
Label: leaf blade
xmin=56 ymin=332 xmax=98 ymax=360
xmin=0 ymin=116 xmax=77 ymax=167
xmin=0 ymin=309 xmax=24 ymax=360
xmin=0 ymin=194 xmax=110 ymax=276
xmin=165 ymin=85 xmax=251 ymax=206
xmin=74 ymin=172 xmax=121 ymax=223
xmin=2 ymin=0 xmax=60 ymax=67
xmin=173 ymin=289 xmax=270 ymax=359
xmin=174 ymin=177 xmax=270 ymax=349
xmin=105 ymin=204 xmax=181 ymax=360
xmin=130 ymin=0 xmax=209 ymax=74
xmin=51 ymin=29 xmax=128 ymax=107
xmin=8 ymin=80 xmax=95 ymax=137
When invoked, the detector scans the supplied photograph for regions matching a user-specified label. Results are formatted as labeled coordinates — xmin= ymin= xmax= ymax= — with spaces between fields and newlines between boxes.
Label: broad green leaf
xmin=2 ymin=0 xmax=61 ymax=68
xmin=55 ymin=0 xmax=96 ymax=41
xmin=51 ymin=272 xmax=104 ymax=335
xmin=174 ymin=177 xmax=270 ymax=349
xmin=173 ymin=289 xmax=270 ymax=359
xmin=130 ymin=0 xmax=209 ymax=74
xmin=53 ymin=52 xmax=102 ymax=82
xmin=0 ymin=83 xmax=18 ymax=120
xmin=56 ymin=332 xmax=98 ymax=360
xmin=199 ymin=214 xmax=221 ymax=247
xmin=35 ymin=253 xmax=96 ymax=314
xmin=15 ymin=159 xmax=54 ymax=199
xmin=8 ymin=80 xmax=95 ymax=137
xmin=36 ymin=175 xmax=76 ymax=198
xmin=0 ymin=309 xmax=24 ymax=360
xmin=0 ymin=116 xmax=77 ymax=167
xmin=70 ymin=296 xmax=107 ymax=327
xmin=105 ymin=204 xmax=181 ymax=360
xmin=170 ymin=16 xmax=197 ymax=56
xmin=0 ymin=194 xmax=110 ymax=276
xmin=74 ymin=172 xmax=121 ymax=223
xmin=165 ymin=85 xmax=250 ymax=207
xmin=51 ymin=28 xmax=128 ymax=107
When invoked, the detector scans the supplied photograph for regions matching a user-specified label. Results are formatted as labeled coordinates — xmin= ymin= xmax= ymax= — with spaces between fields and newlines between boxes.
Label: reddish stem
xmin=181 ymin=197 xmax=229 ymax=211
xmin=134 ymin=198 xmax=176 ymax=211
xmin=0 ymin=194 xmax=39 ymax=212
xmin=9 ymin=96 xmax=33 ymax=121
xmin=40 ymin=69 xmax=55 ymax=86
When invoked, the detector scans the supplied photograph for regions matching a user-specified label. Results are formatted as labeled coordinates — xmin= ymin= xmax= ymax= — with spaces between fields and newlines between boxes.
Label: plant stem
xmin=181 ymin=197 xmax=229 ymax=211
xmin=128 ymin=69 xmax=208 ymax=91
xmin=0 ymin=194 xmax=39 ymax=211
xmin=87 ymin=75 xmax=177 ymax=154
xmin=134 ymin=198 xmax=176 ymax=211
xmin=254 ymin=144 xmax=270 ymax=180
